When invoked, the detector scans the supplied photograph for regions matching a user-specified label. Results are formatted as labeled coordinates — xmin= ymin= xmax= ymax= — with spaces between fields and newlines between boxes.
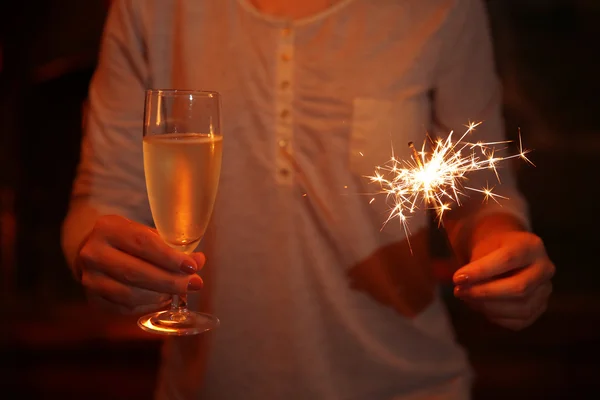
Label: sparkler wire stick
xmin=409 ymin=141 xmax=458 ymax=260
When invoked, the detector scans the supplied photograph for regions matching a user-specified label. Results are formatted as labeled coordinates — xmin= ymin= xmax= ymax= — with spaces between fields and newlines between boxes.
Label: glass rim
xmin=146 ymin=89 xmax=220 ymax=97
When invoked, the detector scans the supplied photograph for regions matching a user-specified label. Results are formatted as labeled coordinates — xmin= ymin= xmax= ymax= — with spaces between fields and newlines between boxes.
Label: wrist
xmin=469 ymin=212 xmax=527 ymax=251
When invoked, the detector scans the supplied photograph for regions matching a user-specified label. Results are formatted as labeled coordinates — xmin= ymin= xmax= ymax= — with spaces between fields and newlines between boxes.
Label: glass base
xmin=138 ymin=309 xmax=220 ymax=336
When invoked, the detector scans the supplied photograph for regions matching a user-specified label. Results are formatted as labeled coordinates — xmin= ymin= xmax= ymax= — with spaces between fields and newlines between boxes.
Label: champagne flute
xmin=137 ymin=89 xmax=222 ymax=335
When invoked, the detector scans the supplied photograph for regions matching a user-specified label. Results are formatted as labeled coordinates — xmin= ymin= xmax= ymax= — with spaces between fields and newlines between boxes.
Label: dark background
xmin=1 ymin=0 xmax=598 ymax=398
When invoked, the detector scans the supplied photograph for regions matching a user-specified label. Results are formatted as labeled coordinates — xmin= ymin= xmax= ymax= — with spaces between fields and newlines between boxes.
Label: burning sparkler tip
xmin=368 ymin=122 xmax=533 ymax=246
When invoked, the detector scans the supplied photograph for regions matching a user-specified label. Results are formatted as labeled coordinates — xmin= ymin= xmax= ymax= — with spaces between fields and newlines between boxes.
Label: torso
xmin=138 ymin=0 xmax=474 ymax=398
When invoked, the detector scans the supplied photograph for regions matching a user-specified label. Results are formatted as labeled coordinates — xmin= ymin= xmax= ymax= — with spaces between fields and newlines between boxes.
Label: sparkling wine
xmin=143 ymin=133 xmax=222 ymax=253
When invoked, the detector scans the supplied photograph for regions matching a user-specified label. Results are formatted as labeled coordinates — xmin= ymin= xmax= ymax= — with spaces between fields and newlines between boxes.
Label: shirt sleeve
xmin=432 ymin=0 xmax=531 ymax=250
xmin=71 ymin=0 xmax=152 ymax=224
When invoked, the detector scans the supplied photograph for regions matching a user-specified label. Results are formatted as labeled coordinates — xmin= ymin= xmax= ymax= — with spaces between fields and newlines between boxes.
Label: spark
xmin=368 ymin=122 xmax=532 ymax=242
xmin=464 ymin=185 xmax=508 ymax=204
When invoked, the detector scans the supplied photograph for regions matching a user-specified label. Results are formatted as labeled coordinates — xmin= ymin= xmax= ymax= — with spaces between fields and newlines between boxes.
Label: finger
xmin=453 ymin=235 xmax=545 ymax=285
xmin=97 ymin=216 xmax=198 ymax=274
xmin=83 ymin=246 xmax=204 ymax=294
xmin=455 ymin=259 xmax=552 ymax=300
xmin=83 ymin=270 xmax=172 ymax=310
xmin=468 ymin=282 xmax=552 ymax=319
xmin=488 ymin=300 xmax=549 ymax=331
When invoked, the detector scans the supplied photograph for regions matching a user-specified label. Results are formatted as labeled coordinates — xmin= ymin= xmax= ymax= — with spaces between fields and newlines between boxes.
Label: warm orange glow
xmin=369 ymin=121 xmax=533 ymax=240
xmin=139 ymin=317 xmax=181 ymax=335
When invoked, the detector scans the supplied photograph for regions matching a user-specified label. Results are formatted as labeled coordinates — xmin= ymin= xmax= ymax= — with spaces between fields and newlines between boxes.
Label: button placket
xmin=275 ymin=25 xmax=295 ymax=185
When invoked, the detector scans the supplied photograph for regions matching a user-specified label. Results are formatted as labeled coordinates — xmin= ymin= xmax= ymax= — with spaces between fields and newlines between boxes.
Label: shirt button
xmin=280 ymin=109 xmax=289 ymax=118
xmin=281 ymin=53 xmax=291 ymax=62
xmin=279 ymin=168 xmax=291 ymax=177
xmin=278 ymin=139 xmax=288 ymax=148
xmin=280 ymin=81 xmax=290 ymax=89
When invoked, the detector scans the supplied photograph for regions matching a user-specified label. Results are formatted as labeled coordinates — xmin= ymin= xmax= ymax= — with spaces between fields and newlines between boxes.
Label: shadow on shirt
xmin=346 ymin=228 xmax=444 ymax=319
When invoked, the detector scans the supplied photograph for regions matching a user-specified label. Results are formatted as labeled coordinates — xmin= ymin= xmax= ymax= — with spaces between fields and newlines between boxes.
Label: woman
xmin=62 ymin=1 xmax=554 ymax=398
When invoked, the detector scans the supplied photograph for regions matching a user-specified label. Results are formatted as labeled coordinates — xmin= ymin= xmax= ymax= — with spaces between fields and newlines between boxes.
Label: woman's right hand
xmin=76 ymin=215 xmax=205 ymax=315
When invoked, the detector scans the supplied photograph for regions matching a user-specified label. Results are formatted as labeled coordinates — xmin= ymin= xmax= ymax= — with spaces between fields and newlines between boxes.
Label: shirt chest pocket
xmin=349 ymin=96 xmax=431 ymax=178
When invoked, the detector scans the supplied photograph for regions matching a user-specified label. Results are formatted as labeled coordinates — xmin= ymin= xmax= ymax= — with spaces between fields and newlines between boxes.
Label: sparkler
xmin=369 ymin=122 xmax=533 ymax=244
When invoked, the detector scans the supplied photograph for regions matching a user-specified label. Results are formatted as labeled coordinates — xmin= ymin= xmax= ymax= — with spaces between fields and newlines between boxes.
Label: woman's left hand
xmin=453 ymin=230 xmax=555 ymax=331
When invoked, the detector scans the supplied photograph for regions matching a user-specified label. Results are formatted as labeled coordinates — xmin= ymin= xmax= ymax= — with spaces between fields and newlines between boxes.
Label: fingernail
xmin=180 ymin=259 xmax=197 ymax=274
xmin=188 ymin=275 xmax=204 ymax=291
xmin=454 ymin=286 xmax=467 ymax=297
xmin=454 ymin=274 xmax=469 ymax=285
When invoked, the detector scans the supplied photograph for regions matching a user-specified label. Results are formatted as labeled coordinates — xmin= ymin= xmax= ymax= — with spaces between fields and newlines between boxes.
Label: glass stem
xmin=171 ymin=294 xmax=188 ymax=314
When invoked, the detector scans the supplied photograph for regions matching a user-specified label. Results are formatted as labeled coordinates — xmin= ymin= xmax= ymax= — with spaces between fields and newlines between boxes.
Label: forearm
xmin=469 ymin=212 xmax=527 ymax=246
xmin=449 ymin=211 xmax=528 ymax=264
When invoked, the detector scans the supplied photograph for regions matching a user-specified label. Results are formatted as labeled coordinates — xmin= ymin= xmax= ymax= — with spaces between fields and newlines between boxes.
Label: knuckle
xmin=546 ymin=262 xmax=557 ymax=280
xmin=78 ymin=244 xmax=98 ymax=265
xmin=131 ymin=231 xmax=159 ymax=254
xmin=119 ymin=286 xmax=139 ymax=308
xmin=80 ymin=272 xmax=93 ymax=289
xmin=512 ymin=282 xmax=529 ymax=298
xmin=500 ymin=248 xmax=520 ymax=268
xmin=95 ymin=215 xmax=116 ymax=231
xmin=529 ymin=234 xmax=544 ymax=250
xmin=78 ymin=252 xmax=103 ymax=282
xmin=121 ymin=267 xmax=144 ymax=286
xmin=132 ymin=231 xmax=149 ymax=248
xmin=94 ymin=215 xmax=128 ymax=239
